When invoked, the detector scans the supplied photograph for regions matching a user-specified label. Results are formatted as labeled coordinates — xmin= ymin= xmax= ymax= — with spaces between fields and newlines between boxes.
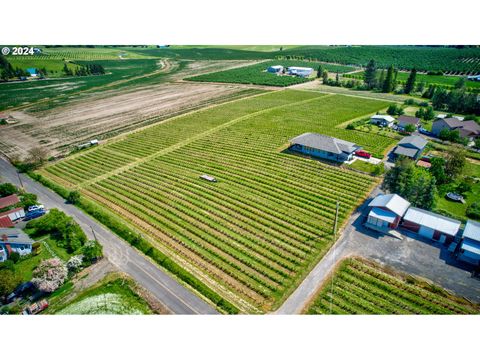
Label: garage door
xmin=419 ymin=226 xmax=435 ymax=239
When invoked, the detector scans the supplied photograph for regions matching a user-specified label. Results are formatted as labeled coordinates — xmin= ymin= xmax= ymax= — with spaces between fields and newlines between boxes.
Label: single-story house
xmin=267 ymin=65 xmax=284 ymax=74
xmin=397 ymin=115 xmax=420 ymax=130
xmin=0 ymin=194 xmax=20 ymax=210
xmin=287 ymin=66 xmax=313 ymax=78
xmin=370 ymin=115 xmax=395 ymax=127
xmin=289 ymin=133 xmax=360 ymax=162
xmin=0 ymin=228 xmax=34 ymax=262
xmin=401 ymin=207 xmax=461 ymax=243
xmin=366 ymin=194 xmax=411 ymax=230
xmin=458 ymin=220 xmax=480 ymax=265
xmin=26 ymin=68 xmax=37 ymax=77
xmin=0 ymin=207 xmax=25 ymax=222
xmin=392 ymin=135 xmax=428 ymax=160
xmin=431 ymin=118 xmax=480 ymax=140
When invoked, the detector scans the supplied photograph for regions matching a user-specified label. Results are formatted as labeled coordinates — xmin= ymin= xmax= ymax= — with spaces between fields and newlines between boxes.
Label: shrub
xmin=467 ymin=202 xmax=480 ymax=220
xmin=346 ymin=124 xmax=355 ymax=130
xmin=0 ymin=183 xmax=17 ymax=197
xmin=82 ymin=240 xmax=103 ymax=264
xmin=386 ymin=104 xmax=404 ymax=116
xmin=67 ymin=190 xmax=81 ymax=204
xmin=31 ymin=258 xmax=68 ymax=293
xmin=8 ymin=252 xmax=20 ymax=264
xmin=66 ymin=255 xmax=84 ymax=272
xmin=0 ymin=269 xmax=22 ymax=297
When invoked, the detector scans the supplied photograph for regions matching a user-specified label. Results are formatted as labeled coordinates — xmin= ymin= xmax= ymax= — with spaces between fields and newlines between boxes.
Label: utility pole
xmin=90 ymin=225 xmax=98 ymax=242
xmin=17 ymin=170 xmax=24 ymax=191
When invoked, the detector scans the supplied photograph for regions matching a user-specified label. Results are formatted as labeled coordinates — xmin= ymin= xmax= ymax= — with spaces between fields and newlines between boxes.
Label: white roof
xmin=461 ymin=239 xmax=480 ymax=256
xmin=287 ymin=66 xmax=313 ymax=71
xmin=403 ymin=207 xmax=461 ymax=236
xmin=368 ymin=208 xmax=397 ymax=223
xmin=368 ymin=194 xmax=410 ymax=217
xmin=269 ymin=65 xmax=283 ymax=69
xmin=436 ymin=114 xmax=447 ymax=119
xmin=463 ymin=220 xmax=480 ymax=241
xmin=371 ymin=114 xmax=395 ymax=123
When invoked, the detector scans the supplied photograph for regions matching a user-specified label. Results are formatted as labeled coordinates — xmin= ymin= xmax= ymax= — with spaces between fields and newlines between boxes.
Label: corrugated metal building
xmin=401 ymin=207 xmax=461 ymax=243
xmin=458 ymin=220 xmax=480 ymax=265
xmin=367 ymin=194 xmax=411 ymax=230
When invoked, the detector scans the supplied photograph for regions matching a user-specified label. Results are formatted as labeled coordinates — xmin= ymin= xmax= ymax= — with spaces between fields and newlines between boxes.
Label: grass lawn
xmin=13 ymin=243 xmax=50 ymax=282
xmin=47 ymin=274 xmax=153 ymax=314
xmin=346 ymin=160 xmax=381 ymax=175
xmin=306 ymin=257 xmax=480 ymax=314
xmin=434 ymin=160 xmax=480 ymax=220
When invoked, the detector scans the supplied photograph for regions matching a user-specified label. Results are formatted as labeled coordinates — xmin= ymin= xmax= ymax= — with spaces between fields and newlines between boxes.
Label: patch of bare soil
xmin=0 ymin=60 xmax=264 ymax=159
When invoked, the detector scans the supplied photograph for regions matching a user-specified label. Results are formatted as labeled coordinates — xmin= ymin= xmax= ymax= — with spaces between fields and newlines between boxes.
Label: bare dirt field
xmin=0 ymin=60 xmax=268 ymax=159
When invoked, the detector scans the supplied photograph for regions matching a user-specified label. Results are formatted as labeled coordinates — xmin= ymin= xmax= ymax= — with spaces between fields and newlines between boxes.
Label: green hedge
xmin=27 ymin=172 xmax=239 ymax=314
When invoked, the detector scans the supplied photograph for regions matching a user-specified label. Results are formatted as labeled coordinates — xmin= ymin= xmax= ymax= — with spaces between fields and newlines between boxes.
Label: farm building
xmin=467 ymin=75 xmax=480 ymax=81
xmin=289 ymin=133 xmax=360 ymax=163
xmin=287 ymin=66 xmax=313 ymax=78
xmin=0 ymin=207 xmax=25 ymax=222
xmin=267 ymin=65 xmax=284 ymax=74
xmin=26 ymin=68 xmax=37 ymax=77
xmin=370 ymin=114 xmax=395 ymax=127
xmin=0 ymin=216 xmax=14 ymax=228
xmin=366 ymin=194 xmax=410 ymax=230
xmin=397 ymin=115 xmax=420 ymax=130
xmin=0 ymin=228 xmax=34 ymax=262
xmin=401 ymin=207 xmax=461 ymax=243
xmin=458 ymin=220 xmax=480 ymax=265
xmin=392 ymin=135 xmax=427 ymax=160
xmin=0 ymin=194 xmax=20 ymax=210
xmin=431 ymin=118 xmax=480 ymax=140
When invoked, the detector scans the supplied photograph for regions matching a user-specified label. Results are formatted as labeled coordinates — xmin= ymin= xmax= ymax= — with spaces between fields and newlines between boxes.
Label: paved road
xmin=0 ymin=158 xmax=218 ymax=314
xmin=277 ymin=187 xmax=480 ymax=314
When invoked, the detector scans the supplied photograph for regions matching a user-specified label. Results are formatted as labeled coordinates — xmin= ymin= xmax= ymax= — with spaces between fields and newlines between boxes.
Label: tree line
xmin=63 ymin=63 xmax=105 ymax=77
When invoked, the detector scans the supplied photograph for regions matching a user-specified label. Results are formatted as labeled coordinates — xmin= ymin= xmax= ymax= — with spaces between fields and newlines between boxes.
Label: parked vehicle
xmin=199 ymin=174 xmax=217 ymax=182
xmin=27 ymin=205 xmax=44 ymax=212
xmin=446 ymin=192 xmax=465 ymax=203
xmin=23 ymin=299 xmax=48 ymax=315
xmin=355 ymin=150 xmax=372 ymax=159
xmin=24 ymin=209 xmax=46 ymax=220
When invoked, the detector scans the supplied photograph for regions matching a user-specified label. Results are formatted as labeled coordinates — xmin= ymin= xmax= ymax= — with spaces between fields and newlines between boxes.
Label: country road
xmin=0 ymin=158 xmax=218 ymax=314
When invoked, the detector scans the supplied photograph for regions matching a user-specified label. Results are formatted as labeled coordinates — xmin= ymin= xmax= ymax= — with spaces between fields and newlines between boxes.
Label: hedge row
xmin=27 ymin=172 xmax=239 ymax=314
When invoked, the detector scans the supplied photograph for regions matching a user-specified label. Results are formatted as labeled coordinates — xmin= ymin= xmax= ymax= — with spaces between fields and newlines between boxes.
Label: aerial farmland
xmin=1 ymin=45 xmax=480 ymax=316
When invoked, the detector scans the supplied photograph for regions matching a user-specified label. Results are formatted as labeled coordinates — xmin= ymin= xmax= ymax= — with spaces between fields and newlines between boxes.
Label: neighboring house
xmin=392 ymin=135 xmax=428 ymax=160
xmin=370 ymin=115 xmax=395 ymax=127
xmin=458 ymin=220 xmax=480 ymax=266
xmin=397 ymin=115 xmax=420 ymax=130
xmin=0 ymin=216 xmax=14 ymax=228
xmin=401 ymin=207 xmax=461 ymax=243
xmin=287 ymin=67 xmax=313 ymax=78
xmin=0 ymin=194 xmax=20 ymax=210
xmin=0 ymin=207 xmax=25 ymax=222
xmin=26 ymin=68 xmax=37 ymax=77
xmin=366 ymin=194 xmax=411 ymax=230
xmin=267 ymin=65 xmax=284 ymax=74
xmin=0 ymin=228 xmax=34 ymax=262
xmin=289 ymin=133 xmax=361 ymax=162
xmin=431 ymin=118 xmax=480 ymax=140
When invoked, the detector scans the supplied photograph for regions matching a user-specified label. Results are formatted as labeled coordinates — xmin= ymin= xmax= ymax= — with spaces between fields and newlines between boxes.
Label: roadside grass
xmin=46 ymin=273 xmax=153 ymax=314
xmin=305 ymin=257 xmax=480 ymax=314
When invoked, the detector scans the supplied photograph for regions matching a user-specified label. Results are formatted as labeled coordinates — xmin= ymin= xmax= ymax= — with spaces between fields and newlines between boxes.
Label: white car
xmin=28 ymin=205 xmax=45 ymax=212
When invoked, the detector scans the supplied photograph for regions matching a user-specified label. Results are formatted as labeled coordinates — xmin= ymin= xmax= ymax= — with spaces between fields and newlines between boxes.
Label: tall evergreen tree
xmin=404 ymin=68 xmax=417 ymax=94
xmin=378 ymin=70 xmax=385 ymax=90
xmin=364 ymin=59 xmax=377 ymax=89
xmin=322 ymin=70 xmax=328 ymax=84
xmin=382 ymin=65 xmax=395 ymax=93
xmin=316 ymin=65 xmax=324 ymax=78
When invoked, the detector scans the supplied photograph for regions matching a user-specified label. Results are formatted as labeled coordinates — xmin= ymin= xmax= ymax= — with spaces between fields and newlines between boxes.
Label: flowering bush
xmin=66 ymin=255 xmax=84 ymax=272
xmin=31 ymin=258 xmax=68 ymax=293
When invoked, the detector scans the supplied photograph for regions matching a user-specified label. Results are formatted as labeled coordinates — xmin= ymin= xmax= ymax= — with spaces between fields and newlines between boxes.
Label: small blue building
xmin=458 ymin=220 xmax=480 ymax=265
xmin=0 ymin=228 xmax=34 ymax=262
xmin=26 ymin=68 xmax=37 ymax=77
xmin=267 ymin=65 xmax=284 ymax=74
xmin=287 ymin=66 xmax=313 ymax=78
xmin=289 ymin=133 xmax=360 ymax=162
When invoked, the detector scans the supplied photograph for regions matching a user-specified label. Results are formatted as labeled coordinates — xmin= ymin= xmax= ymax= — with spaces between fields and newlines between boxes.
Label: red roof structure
xmin=0 ymin=194 xmax=20 ymax=209
xmin=0 ymin=216 xmax=14 ymax=227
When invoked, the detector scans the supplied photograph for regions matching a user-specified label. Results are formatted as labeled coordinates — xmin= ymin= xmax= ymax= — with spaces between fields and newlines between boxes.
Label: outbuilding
xmin=370 ymin=115 xmax=395 ymax=127
xmin=0 ymin=194 xmax=20 ymax=210
xmin=267 ymin=65 xmax=284 ymax=74
xmin=458 ymin=220 xmax=480 ymax=265
xmin=289 ymin=133 xmax=361 ymax=163
xmin=401 ymin=207 xmax=461 ymax=243
xmin=392 ymin=135 xmax=428 ymax=160
xmin=26 ymin=68 xmax=38 ymax=77
xmin=397 ymin=115 xmax=420 ymax=130
xmin=366 ymin=194 xmax=411 ymax=230
xmin=287 ymin=66 xmax=313 ymax=78
xmin=0 ymin=207 xmax=25 ymax=222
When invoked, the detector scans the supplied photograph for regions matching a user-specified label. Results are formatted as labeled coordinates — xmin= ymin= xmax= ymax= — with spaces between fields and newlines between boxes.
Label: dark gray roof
xmin=290 ymin=133 xmax=358 ymax=154
xmin=0 ymin=228 xmax=34 ymax=245
xmin=397 ymin=135 xmax=428 ymax=150
xmin=394 ymin=146 xmax=418 ymax=158
xmin=397 ymin=115 xmax=420 ymax=125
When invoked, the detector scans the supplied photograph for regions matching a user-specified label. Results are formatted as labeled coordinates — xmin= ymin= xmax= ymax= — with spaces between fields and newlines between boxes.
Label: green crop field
xmin=39 ymin=90 xmax=395 ymax=313
xmin=306 ymin=257 xmax=480 ymax=314
xmin=344 ymin=71 xmax=480 ymax=91
xmin=186 ymin=60 xmax=356 ymax=87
